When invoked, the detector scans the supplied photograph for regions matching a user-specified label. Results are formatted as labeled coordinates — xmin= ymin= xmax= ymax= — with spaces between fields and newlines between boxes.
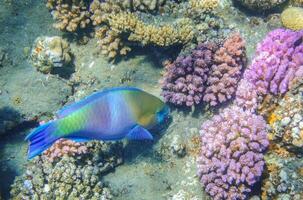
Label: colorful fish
xmin=26 ymin=87 xmax=170 ymax=159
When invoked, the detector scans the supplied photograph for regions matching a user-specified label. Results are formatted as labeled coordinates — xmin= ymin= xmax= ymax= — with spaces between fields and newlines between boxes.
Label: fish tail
xmin=25 ymin=120 xmax=61 ymax=160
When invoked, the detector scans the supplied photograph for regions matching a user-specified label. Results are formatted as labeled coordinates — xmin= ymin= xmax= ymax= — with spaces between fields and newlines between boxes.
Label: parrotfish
xmin=26 ymin=87 xmax=170 ymax=159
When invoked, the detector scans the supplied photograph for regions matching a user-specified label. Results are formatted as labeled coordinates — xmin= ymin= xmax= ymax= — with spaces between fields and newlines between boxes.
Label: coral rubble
xmin=197 ymin=106 xmax=269 ymax=200
xmin=281 ymin=7 xmax=303 ymax=31
xmin=30 ymin=36 xmax=72 ymax=74
xmin=161 ymin=33 xmax=246 ymax=107
xmin=10 ymin=141 xmax=123 ymax=199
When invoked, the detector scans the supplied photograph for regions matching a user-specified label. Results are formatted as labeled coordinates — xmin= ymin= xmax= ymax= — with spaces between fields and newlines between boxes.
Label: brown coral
xmin=96 ymin=11 xmax=194 ymax=58
xmin=46 ymin=0 xmax=91 ymax=32
xmin=189 ymin=0 xmax=219 ymax=12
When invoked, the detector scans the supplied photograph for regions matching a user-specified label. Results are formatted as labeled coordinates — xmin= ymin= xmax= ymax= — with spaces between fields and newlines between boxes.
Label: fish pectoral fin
xmin=126 ymin=125 xmax=153 ymax=140
xmin=64 ymin=136 xmax=91 ymax=143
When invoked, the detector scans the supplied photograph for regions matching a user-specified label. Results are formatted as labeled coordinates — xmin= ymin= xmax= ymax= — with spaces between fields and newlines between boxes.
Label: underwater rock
xmin=161 ymin=33 xmax=246 ymax=107
xmin=10 ymin=141 xmax=123 ymax=200
xmin=281 ymin=7 xmax=303 ymax=31
xmin=30 ymin=36 xmax=72 ymax=74
xmin=262 ymin=151 xmax=303 ymax=200
xmin=46 ymin=0 xmax=91 ymax=32
xmin=267 ymin=83 xmax=303 ymax=153
xmin=234 ymin=0 xmax=287 ymax=11
xmin=197 ymin=106 xmax=269 ymax=200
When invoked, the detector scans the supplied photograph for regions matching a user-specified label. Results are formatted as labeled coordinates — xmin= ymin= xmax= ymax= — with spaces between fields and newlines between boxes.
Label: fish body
xmin=26 ymin=87 xmax=169 ymax=159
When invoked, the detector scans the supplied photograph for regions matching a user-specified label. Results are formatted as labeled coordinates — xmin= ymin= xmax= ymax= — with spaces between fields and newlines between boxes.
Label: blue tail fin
xmin=25 ymin=121 xmax=60 ymax=160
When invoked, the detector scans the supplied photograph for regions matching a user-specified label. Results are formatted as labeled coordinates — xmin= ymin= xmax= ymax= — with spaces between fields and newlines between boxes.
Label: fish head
xmin=155 ymin=104 xmax=170 ymax=124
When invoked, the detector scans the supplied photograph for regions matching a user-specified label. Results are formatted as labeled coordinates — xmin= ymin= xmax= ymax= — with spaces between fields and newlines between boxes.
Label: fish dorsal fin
xmin=126 ymin=125 xmax=153 ymax=140
xmin=56 ymin=87 xmax=143 ymax=118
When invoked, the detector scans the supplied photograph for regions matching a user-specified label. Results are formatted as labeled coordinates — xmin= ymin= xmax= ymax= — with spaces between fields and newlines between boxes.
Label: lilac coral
xmin=235 ymin=79 xmax=259 ymax=113
xmin=161 ymin=42 xmax=217 ymax=106
xmin=244 ymin=28 xmax=303 ymax=96
xmin=161 ymin=33 xmax=246 ymax=107
xmin=197 ymin=106 xmax=269 ymax=200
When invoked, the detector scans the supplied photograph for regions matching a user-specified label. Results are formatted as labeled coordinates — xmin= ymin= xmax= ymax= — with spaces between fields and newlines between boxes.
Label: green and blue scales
xmin=26 ymin=87 xmax=170 ymax=159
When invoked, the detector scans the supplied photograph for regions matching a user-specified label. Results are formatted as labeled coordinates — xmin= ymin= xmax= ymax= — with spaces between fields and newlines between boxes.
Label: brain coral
xmin=244 ymin=28 xmax=303 ymax=96
xmin=281 ymin=7 xmax=303 ymax=31
xmin=234 ymin=0 xmax=287 ymax=11
xmin=197 ymin=106 xmax=269 ymax=200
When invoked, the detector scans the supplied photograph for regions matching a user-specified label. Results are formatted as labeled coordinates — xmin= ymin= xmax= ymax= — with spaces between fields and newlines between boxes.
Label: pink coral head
xmin=197 ymin=106 xmax=268 ymax=200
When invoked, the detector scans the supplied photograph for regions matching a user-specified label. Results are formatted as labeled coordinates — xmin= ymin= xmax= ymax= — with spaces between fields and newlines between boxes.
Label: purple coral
xmin=235 ymin=79 xmax=258 ymax=113
xmin=161 ymin=33 xmax=246 ymax=107
xmin=244 ymin=28 xmax=303 ymax=96
xmin=161 ymin=42 xmax=217 ymax=106
xmin=203 ymin=33 xmax=246 ymax=106
xmin=197 ymin=106 xmax=269 ymax=200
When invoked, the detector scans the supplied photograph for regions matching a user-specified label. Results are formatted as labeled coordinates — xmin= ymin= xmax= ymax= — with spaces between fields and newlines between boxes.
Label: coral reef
xmin=243 ymin=28 xmax=303 ymax=97
xmin=97 ymin=11 xmax=194 ymax=58
xmin=161 ymin=33 xmax=245 ymax=107
xmin=234 ymin=0 xmax=287 ymax=11
xmin=267 ymin=84 xmax=303 ymax=152
xmin=234 ymin=79 xmax=259 ymax=113
xmin=46 ymin=0 xmax=91 ymax=32
xmin=30 ymin=36 xmax=72 ymax=74
xmin=189 ymin=0 xmax=219 ymax=12
xmin=262 ymin=152 xmax=303 ymax=200
xmin=281 ymin=7 xmax=303 ymax=31
xmin=10 ymin=141 xmax=123 ymax=199
xmin=197 ymin=106 xmax=269 ymax=200
xmin=43 ymin=138 xmax=88 ymax=163
xmin=202 ymin=33 xmax=246 ymax=106
xmin=160 ymin=42 xmax=217 ymax=106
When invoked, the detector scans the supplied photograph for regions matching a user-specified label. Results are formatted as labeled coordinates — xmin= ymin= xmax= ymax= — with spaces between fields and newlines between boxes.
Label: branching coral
xmin=161 ymin=33 xmax=246 ymax=107
xmin=244 ymin=28 xmax=303 ymax=97
xmin=203 ymin=33 xmax=246 ymax=106
xmin=234 ymin=79 xmax=259 ymax=113
xmin=43 ymin=139 xmax=88 ymax=163
xmin=189 ymin=0 xmax=219 ymax=12
xmin=197 ymin=106 xmax=269 ymax=200
xmin=96 ymin=11 xmax=194 ymax=58
xmin=161 ymin=42 xmax=217 ymax=106
xmin=46 ymin=0 xmax=91 ymax=32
